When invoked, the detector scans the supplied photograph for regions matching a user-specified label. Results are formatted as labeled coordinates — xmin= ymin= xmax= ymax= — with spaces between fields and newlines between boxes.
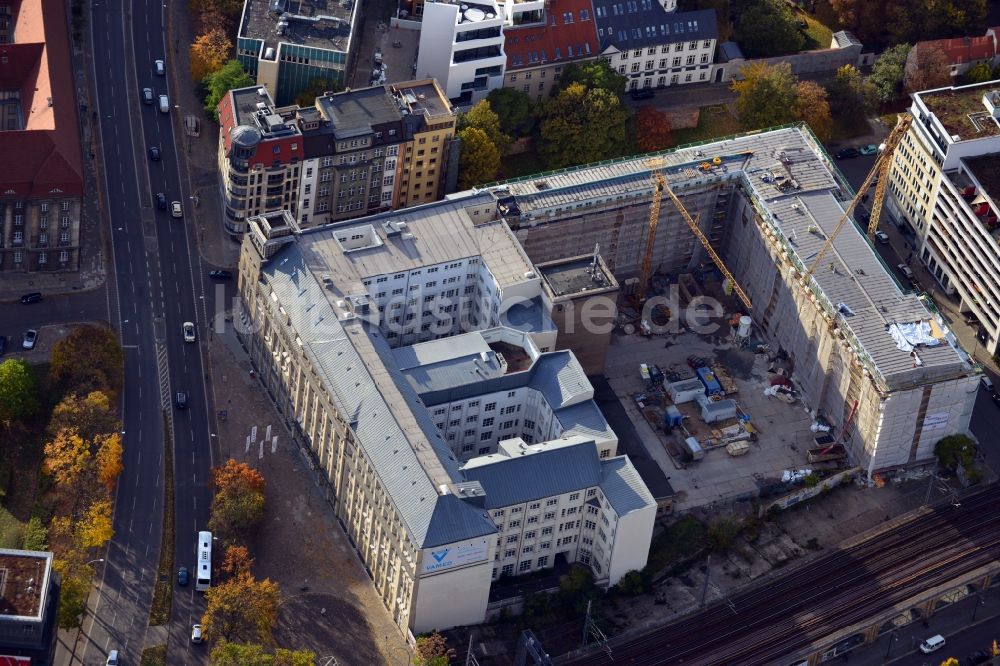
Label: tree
xmin=195 ymin=4 xmax=233 ymax=35
xmin=95 ymin=432 xmax=124 ymax=492
xmin=414 ymin=632 xmax=454 ymax=666
xmin=869 ymin=44 xmax=911 ymax=104
xmin=78 ymin=499 xmax=114 ymax=548
xmin=43 ymin=427 xmax=90 ymax=488
xmin=57 ymin=574 xmax=89 ymax=629
xmin=634 ymin=106 xmax=672 ymax=153
xmin=736 ymin=0 xmax=804 ymax=58
xmin=939 ymin=659 xmax=959 ymax=666
xmin=962 ymin=62 xmax=993 ymax=84
xmin=190 ymin=29 xmax=232 ymax=83
xmin=49 ymin=391 xmax=118 ymax=443
xmin=826 ymin=64 xmax=873 ymax=129
xmin=486 ymin=87 xmax=537 ymax=137
xmin=221 ymin=544 xmax=254 ymax=579
xmin=21 ymin=516 xmax=48 ymax=551
xmin=204 ymin=60 xmax=254 ymax=120
xmin=209 ymin=460 xmax=266 ymax=543
xmin=538 ymin=83 xmax=629 ymax=169
xmin=934 ymin=434 xmax=975 ymax=470
xmin=615 ymin=569 xmax=647 ymax=596
xmin=794 ymin=80 xmax=833 ymax=142
xmin=0 ymin=359 xmax=39 ymax=424
xmin=555 ymin=59 xmax=627 ymax=97
xmin=557 ymin=565 xmax=602 ymax=613
xmin=732 ymin=62 xmax=799 ymax=130
xmin=294 ymin=76 xmax=341 ymax=107
xmin=210 ymin=642 xmax=316 ymax=666
xmin=457 ymin=127 xmax=501 ymax=190
xmin=458 ymin=100 xmax=510 ymax=155
xmin=50 ymin=325 xmax=123 ymax=398
xmin=202 ymin=576 xmax=280 ymax=644
xmin=905 ymin=44 xmax=952 ymax=94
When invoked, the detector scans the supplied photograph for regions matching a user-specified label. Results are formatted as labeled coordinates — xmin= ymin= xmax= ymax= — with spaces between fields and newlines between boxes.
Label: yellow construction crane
xmin=805 ymin=114 xmax=913 ymax=277
xmin=637 ymin=158 xmax=753 ymax=310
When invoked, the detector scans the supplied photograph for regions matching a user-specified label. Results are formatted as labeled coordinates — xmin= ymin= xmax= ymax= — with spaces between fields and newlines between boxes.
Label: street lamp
xmin=885 ymin=628 xmax=898 ymax=657
xmin=86 ymin=558 xmax=105 ymax=566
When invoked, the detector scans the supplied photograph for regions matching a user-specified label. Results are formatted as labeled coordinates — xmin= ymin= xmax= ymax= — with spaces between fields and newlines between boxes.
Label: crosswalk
xmin=156 ymin=342 xmax=172 ymax=411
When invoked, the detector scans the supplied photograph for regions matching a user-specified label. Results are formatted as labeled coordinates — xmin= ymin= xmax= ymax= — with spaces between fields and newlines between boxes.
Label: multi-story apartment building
xmin=236 ymin=204 xmax=655 ymax=633
xmin=217 ymin=80 xmax=455 ymax=235
xmin=236 ymin=0 xmax=360 ymax=106
xmin=591 ymin=1 xmax=718 ymax=91
xmin=884 ymin=81 xmax=1000 ymax=354
xmin=0 ymin=549 xmax=59 ymax=665
xmin=415 ymin=0 xmax=506 ymax=104
xmin=501 ymin=0 xmax=601 ymax=102
xmin=0 ymin=0 xmax=84 ymax=273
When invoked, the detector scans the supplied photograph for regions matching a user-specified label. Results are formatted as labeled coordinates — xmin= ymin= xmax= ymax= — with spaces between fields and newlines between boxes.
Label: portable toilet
xmin=696 ymin=366 xmax=723 ymax=396
xmin=664 ymin=404 xmax=684 ymax=427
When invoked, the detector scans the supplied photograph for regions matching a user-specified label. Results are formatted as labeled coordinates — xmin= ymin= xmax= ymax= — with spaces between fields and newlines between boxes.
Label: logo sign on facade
xmin=421 ymin=539 xmax=489 ymax=574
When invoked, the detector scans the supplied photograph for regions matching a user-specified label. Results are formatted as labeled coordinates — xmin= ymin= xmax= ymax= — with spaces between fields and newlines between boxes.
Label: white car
xmin=154 ymin=59 xmax=165 ymax=75
xmin=191 ymin=624 xmax=203 ymax=643
xmin=897 ymin=264 xmax=914 ymax=280
xmin=106 ymin=649 xmax=120 ymax=666
xmin=22 ymin=329 xmax=37 ymax=350
xmin=183 ymin=322 xmax=196 ymax=343
xmin=874 ymin=230 xmax=889 ymax=244
xmin=171 ymin=201 xmax=182 ymax=218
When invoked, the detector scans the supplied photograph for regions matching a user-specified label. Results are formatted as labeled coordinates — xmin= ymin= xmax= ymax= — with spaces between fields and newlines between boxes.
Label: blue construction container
xmin=696 ymin=366 xmax=723 ymax=396
xmin=664 ymin=404 xmax=684 ymax=427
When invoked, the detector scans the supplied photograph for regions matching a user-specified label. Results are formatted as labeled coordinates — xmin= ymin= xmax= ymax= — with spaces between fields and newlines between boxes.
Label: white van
xmin=159 ymin=94 xmax=169 ymax=113
xmin=981 ymin=375 xmax=995 ymax=392
xmin=919 ymin=635 xmax=945 ymax=654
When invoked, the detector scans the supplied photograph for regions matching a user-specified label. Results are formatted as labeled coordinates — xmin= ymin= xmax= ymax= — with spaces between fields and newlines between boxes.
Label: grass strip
xmin=148 ymin=411 xmax=175 ymax=626
xmin=140 ymin=644 xmax=167 ymax=666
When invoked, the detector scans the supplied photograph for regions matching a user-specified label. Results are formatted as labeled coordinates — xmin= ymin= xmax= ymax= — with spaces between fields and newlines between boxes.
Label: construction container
xmin=696 ymin=366 xmax=723 ymax=396
xmin=667 ymin=378 xmax=705 ymax=404
xmin=664 ymin=404 xmax=684 ymax=427
xmin=698 ymin=395 xmax=738 ymax=424
xmin=683 ymin=436 xmax=705 ymax=461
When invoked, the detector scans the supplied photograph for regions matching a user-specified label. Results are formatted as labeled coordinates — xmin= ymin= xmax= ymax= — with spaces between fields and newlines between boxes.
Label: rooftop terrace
xmin=539 ymin=255 xmax=617 ymax=298
xmin=919 ymin=84 xmax=1000 ymax=141
xmin=0 ymin=550 xmax=52 ymax=620
xmin=241 ymin=0 xmax=355 ymax=54
xmin=964 ymin=153 xmax=1000 ymax=211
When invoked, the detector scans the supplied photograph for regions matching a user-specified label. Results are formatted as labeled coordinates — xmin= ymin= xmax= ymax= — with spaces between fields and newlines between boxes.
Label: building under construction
xmin=489 ymin=125 xmax=978 ymax=478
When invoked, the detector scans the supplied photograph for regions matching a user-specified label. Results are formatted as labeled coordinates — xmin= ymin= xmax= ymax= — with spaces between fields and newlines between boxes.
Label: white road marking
xmin=271 ymin=436 xmax=278 ymax=453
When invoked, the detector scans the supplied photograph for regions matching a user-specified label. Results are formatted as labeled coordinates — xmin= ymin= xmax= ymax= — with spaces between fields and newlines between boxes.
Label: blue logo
xmin=431 ymin=548 xmax=450 ymax=563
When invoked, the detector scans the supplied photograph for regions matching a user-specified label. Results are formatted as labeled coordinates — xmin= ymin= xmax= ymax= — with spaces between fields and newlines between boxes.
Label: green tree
xmin=210 ymin=642 xmax=316 ymax=665
xmin=486 ymin=87 xmax=537 ymax=136
xmin=0 ymin=358 xmax=39 ymax=424
xmin=202 ymin=575 xmax=280 ymax=644
xmin=414 ymin=632 xmax=454 ymax=666
xmin=50 ymin=325 xmax=123 ymax=398
xmin=555 ymin=59 xmax=627 ymax=97
xmin=615 ymin=570 xmax=647 ymax=596
xmin=934 ymin=434 xmax=975 ymax=470
xmin=731 ymin=62 xmax=799 ymax=130
xmin=457 ymin=100 xmax=511 ymax=155
xmin=826 ymin=64 xmax=873 ymax=129
xmin=869 ymin=44 xmax=911 ymax=104
xmin=794 ymin=80 xmax=833 ymax=142
xmin=736 ymin=0 xmax=804 ymax=57
xmin=962 ymin=62 xmax=994 ymax=84
xmin=538 ymin=83 xmax=629 ymax=169
xmin=57 ymin=574 xmax=89 ymax=629
xmin=294 ymin=76 xmax=341 ymax=107
xmin=21 ymin=516 xmax=48 ymax=551
xmin=457 ymin=127 xmax=501 ymax=189
xmin=557 ymin=565 xmax=602 ymax=613
xmin=204 ymin=60 xmax=254 ymax=121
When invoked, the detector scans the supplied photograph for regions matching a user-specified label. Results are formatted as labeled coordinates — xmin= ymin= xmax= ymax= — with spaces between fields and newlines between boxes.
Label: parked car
xmin=159 ymin=94 xmax=169 ymax=113
xmin=0 ymin=336 xmax=7 ymax=356
xmin=919 ymin=634 xmax=946 ymax=654
xmin=629 ymin=88 xmax=654 ymax=100
xmin=859 ymin=144 xmax=878 ymax=155
xmin=183 ymin=321 xmax=196 ymax=343
xmin=20 ymin=291 xmax=42 ymax=304
xmin=156 ymin=193 xmax=167 ymax=210
xmin=175 ymin=391 xmax=188 ymax=409
xmin=856 ymin=210 xmax=871 ymax=224
xmin=209 ymin=270 xmax=233 ymax=280
xmin=177 ymin=566 xmax=189 ymax=586
xmin=835 ymin=147 xmax=859 ymax=160
xmin=142 ymin=87 xmax=153 ymax=105
xmin=992 ymin=392 xmax=1000 ymax=408
xmin=149 ymin=146 xmax=161 ymax=161
xmin=154 ymin=59 xmax=165 ymax=75
xmin=874 ymin=230 xmax=890 ymax=244
xmin=22 ymin=329 xmax=37 ymax=350
xmin=981 ymin=375 xmax=995 ymax=392
xmin=171 ymin=201 xmax=182 ymax=218
xmin=966 ymin=649 xmax=990 ymax=665
xmin=106 ymin=649 xmax=120 ymax=666
xmin=191 ymin=624 xmax=203 ymax=644
xmin=897 ymin=263 xmax=914 ymax=280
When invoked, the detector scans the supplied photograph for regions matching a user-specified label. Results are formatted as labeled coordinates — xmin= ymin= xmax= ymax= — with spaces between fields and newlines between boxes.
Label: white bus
xmin=195 ymin=531 xmax=212 ymax=592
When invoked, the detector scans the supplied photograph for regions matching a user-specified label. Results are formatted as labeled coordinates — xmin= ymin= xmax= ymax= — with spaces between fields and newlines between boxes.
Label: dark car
xmin=20 ymin=292 xmax=42 ymax=304
xmin=966 ymin=650 xmax=990 ymax=665
xmin=835 ymin=147 xmax=859 ymax=160
xmin=992 ymin=392 xmax=1000 ymax=408
xmin=0 ymin=336 xmax=7 ymax=356
xmin=177 ymin=566 xmax=189 ymax=586
xmin=209 ymin=270 xmax=233 ymax=280
xmin=856 ymin=210 xmax=871 ymax=224
xmin=149 ymin=146 xmax=161 ymax=161
xmin=629 ymin=88 xmax=654 ymax=100
xmin=156 ymin=193 xmax=167 ymax=210
xmin=175 ymin=391 xmax=188 ymax=409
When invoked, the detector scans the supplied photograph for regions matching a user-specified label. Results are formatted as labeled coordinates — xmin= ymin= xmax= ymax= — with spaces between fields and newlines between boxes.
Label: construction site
xmin=490 ymin=123 xmax=980 ymax=484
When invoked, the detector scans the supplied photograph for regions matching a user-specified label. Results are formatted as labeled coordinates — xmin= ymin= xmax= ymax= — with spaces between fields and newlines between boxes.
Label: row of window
xmin=495 ymin=555 xmax=550 ymax=578
xmin=1 ymin=250 xmax=71 ymax=264
xmin=4 ymin=215 xmax=73 ymax=228
xmin=617 ymin=41 xmax=712 ymax=58
xmin=5 ymin=201 xmax=72 ymax=211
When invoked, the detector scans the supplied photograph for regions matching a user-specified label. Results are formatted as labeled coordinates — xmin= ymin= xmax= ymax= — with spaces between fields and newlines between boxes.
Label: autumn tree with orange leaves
xmin=634 ymin=106 xmax=672 ymax=154
xmin=209 ymin=460 xmax=266 ymax=544
xmin=190 ymin=29 xmax=232 ymax=82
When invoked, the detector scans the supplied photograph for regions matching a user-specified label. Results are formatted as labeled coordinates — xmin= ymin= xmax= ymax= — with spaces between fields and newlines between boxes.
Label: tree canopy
xmin=202 ymin=575 xmax=280 ymax=645
xmin=49 ymin=325 xmax=123 ymax=398
xmin=458 ymin=100 xmax=511 ymax=155
xmin=48 ymin=390 xmax=118 ymax=443
xmin=555 ymin=60 xmax=627 ymax=97
xmin=829 ymin=0 xmax=987 ymax=45
xmin=826 ymin=64 xmax=873 ymax=130
xmin=904 ymin=44 xmax=952 ymax=94
xmin=961 ymin=62 xmax=994 ymax=85
xmin=731 ymin=62 xmax=799 ymax=130
xmin=869 ymin=44 xmax=912 ymax=103
xmin=538 ymin=83 xmax=629 ymax=169
xmin=204 ymin=60 xmax=254 ymax=120
xmin=794 ymin=80 xmax=833 ymax=142
xmin=209 ymin=459 xmax=267 ymax=543
xmin=294 ymin=77 xmax=342 ymax=107
xmin=736 ymin=0 xmax=804 ymax=58
xmin=634 ymin=106 xmax=672 ymax=153
xmin=486 ymin=87 xmax=537 ymax=137
xmin=414 ymin=633 xmax=454 ymax=666
xmin=0 ymin=359 xmax=39 ymax=424
xmin=210 ymin=642 xmax=316 ymax=666
xmin=190 ymin=29 xmax=232 ymax=82
xmin=457 ymin=127 xmax=501 ymax=190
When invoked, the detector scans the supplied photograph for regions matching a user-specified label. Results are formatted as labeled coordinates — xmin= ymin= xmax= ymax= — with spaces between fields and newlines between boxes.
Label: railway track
xmin=562 ymin=485 xmax=1000 ymax=666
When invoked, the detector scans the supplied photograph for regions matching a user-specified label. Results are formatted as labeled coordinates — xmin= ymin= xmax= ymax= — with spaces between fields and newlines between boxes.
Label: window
xmin=519 ymin=560 xmax=532 ymax=572
xmin=485 ymin=402 xmax=496 ymax=412
xmin=529 ymin=502 xmax=540 ymax=510
xmin=481 ymin=417 xmax=494 ymax=427
xmin=61 ymin=201 xmax=70 ymax=211
xmin=672 ymin=57 xmax=681 ymax=67
xmin=541 ymin=526 xmax=553 ymax=536
xmin=547 ymin=498 xmax=558 ymax=506
xmin=506 ymin=535 xmax=518 ymax=544
xmin=480 ymin=431 xmax=493 ymax=441
xmin=569 ymin=493 xmax=580 ymax=501
xmin=537 ymin=556 xmax=549 ymax=567
xmin=527 ymin=515 xmax=538 ymax=524
xmin=540 ymin=541 xmax=551 ymax=550
xmin=59 ymin=250 xmax=69 ymax=262
xmin=630 ymin=62 xmax=640 ymax=73
xmin=585 ymin=520 xmax=597 ymax=530
xmin=501 ymin=564 xmax=514 ymax=576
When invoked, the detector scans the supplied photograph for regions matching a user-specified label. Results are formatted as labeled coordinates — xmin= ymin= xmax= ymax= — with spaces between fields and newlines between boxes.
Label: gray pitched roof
xmin=591 ymin=5 xmax=717 ymax=51
xmin=600 ymin=456 xmax=656 ymax=515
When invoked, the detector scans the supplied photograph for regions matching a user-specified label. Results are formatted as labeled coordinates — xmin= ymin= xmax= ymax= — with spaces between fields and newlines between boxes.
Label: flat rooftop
xmin=918 ymin=85 xmax=1000 ymax=140
xmin=964 ymin=153 xmax=1000 ymax=210
xmin=315 ymin=85 xmax=401 ymax=138
xmin=394 ymin=81 xmax=452 ymax=119
xmin=0 ymin=550 xmax=52 ymax=620
xmin=241 ymin=0 xmax=355 ymax=54
xmin=540 ymin=256 xmax=617 ymax=298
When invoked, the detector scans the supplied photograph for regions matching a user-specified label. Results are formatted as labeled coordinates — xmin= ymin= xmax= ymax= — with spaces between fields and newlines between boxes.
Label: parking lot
xmin=604 ymin=330 xmax=820 ymax=512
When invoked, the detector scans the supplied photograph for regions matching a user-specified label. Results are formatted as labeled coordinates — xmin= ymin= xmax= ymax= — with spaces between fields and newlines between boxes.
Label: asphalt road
xmin=65 ymin=0 xmax=217 ymax=662
xmin=0 ymin=289 xmax=109 ymax=351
